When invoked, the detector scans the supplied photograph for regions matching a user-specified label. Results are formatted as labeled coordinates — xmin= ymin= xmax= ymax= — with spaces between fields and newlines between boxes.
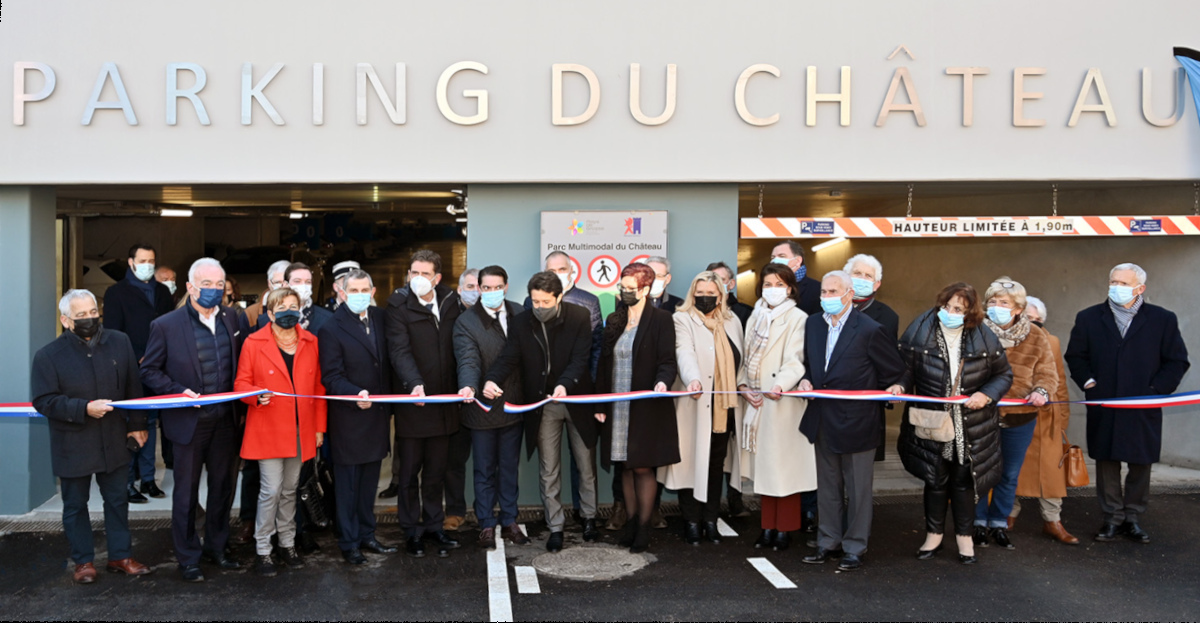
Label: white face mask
xmin=409 ymin=275 xmax=433 ymax=298
xmin=291 ymin=284 xmax=313 ymax=304
xmin=650 ymin=279 xmax=666 ymax=298
xmin=762 ymin=286 xmax=789 ymax=307
xmin=163 ymin=280 xmax=177 ymax=295
xmin=557 ymin=272 xmax=573 ymax=292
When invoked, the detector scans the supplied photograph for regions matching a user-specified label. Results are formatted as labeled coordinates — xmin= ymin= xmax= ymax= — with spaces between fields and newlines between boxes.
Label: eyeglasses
xmin=991 ymin=280 xmax=1017 ymax=290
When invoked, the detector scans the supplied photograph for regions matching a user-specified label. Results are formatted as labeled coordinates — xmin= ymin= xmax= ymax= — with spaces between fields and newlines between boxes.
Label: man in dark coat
xmin=140 ymin=258 xmax=248 ymax=582
xmin=843 ymin=254 xmax=901 ymax=463
xmin=453 ymin=265 xmax=531 ymax=550
xmin=317 ymin=269 xmax=398 ymax=565
xmin=102 ymin=243 xmax=174 ymax=503
xmin=708 ymin=261 xmax=753 ymax=329
xmin=797 ymin=272 xmax=905 ymax=570
xmin=385 ymin=249 xmax=463 ymax=558
xmin=644 ymin=256 xmax=684 ymax=313
xmin=31 ymin=290 xmax=153 ymax=584
xmin=1065 ymin=263 xmax=1190 ymax=544
xmin=770 ymin=240 xmax=822 ymax=316
xmin=484 ymin=271 xmax=599 ymax=552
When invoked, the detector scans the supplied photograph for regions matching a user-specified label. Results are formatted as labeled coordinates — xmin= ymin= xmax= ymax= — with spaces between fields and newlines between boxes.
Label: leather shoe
xmin=1094 ymin=523 xmax=1120 ymax=542
xmin=405 ymin=537 xmax=426 ymax=558
xmin=179 ymin=564 xmax=205 ymax=582
xmin=254 ymin=555 xmax=277 ymax=577
xmin=127 ymin=484 xmax=148 ymax=504
xmin=424 ymin=530 xmax=460 ymax=549
xmin=546 ymin=531 xmax=564 ymax=552
xmin=989 ymin=528 xmax=1015 ymax=550
xmin=478 ymin=527 xmax=497 ymax=550
xmin=702 ymin=521 xmax=722 ymax=544
xmin=140 ymin=480 xmax=166 ymax=499
xmin=802 ymin=548 xmax=844 ymax=564
xmin=916 ymin=544 xmax=944 ymax=560
xmin=837 ymin=553 xmax=862 ymax=571
xmin=279 ymin=546 xmax=305 ymax=569
xmin=958 ymin=554 xmax=978 ymax=565
xmin=801 ymin=513 xmax=817 ymax=534
xmin=73 ymin=562 xmax=97 ymax=584
xmin=972 ymin=525 xmax=991 ymax=548
xmin=503 ymin=523 xmax=531 ymax=546
xmin=606 ymin=501 xmax=628 ymax=531
xmin=1121 ymin=521 xmax=1150 ymax=544
xmin=106 ymin=558 xmax=152 ymax=576
xmin=231 ymin=521 xmax=255 ymax=545
xmin=582 ymin=518 xmax=599 ymax=542
xmin=341 ymin=548 xmax=366 ymax=565
xmin=754 ymin=529 xmax=777 ymax=549
xmin=1043 ymin=521 xmax=1079 ymax=545
xmin=297 ymin=531 xmax=321 ymax=554
xmin=772 ymin=530 xmax=791 ymax=552
xmin=360 ymin=538 xmax=397 ymax=554
xmin=684 ymin=522 xmax=701 ymax=546
xmin=201 ymin=549 xmax=241 ymax=569
xmin=377 ymin=484 xmax=399 ymax=499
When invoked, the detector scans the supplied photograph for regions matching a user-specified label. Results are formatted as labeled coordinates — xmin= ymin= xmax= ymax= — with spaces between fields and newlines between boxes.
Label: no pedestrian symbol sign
xmin=588 ymin=255 xmax=620 ymax=288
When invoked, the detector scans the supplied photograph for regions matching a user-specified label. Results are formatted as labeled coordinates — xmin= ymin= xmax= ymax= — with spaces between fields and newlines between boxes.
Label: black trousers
xmin=678 ymin=429 xmax=731 ymax=524
xmin=923 ymin=456 xmax=976 ymax=536
xmin=61 ymin=464 xmax=131 ymax=564
xmin=239 ymin=460 xmax=259 ymax=520
xmin=443 ymin=427 xmax=473 ymax=518
xmin=1096 ymin=460 xmax=1152 ymax=525
xmin=171 ymin=415 xmax=239 ymax=566
xmin=396 ymin=435 xmax=450 ymax=537
xmin=334 ymin=461 xmax=382 ymax=551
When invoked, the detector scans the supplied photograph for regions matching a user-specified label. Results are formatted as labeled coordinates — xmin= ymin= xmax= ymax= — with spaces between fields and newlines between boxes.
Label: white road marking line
xmin=747 ymin=557 xmax=797 ymax=589
xmin=487 ymin=534 xmax=513 ymax=622
xmin=716 ymin=518 xmax=738 ymax=537
xmin=514 ymin=566 xmax=541 ymax=594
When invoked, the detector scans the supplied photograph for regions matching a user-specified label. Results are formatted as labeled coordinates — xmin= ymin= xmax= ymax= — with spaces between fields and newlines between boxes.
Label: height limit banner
xmin=740 ymin=216 xmax=1200 ymax=238
xmin=540 ymin=211 xmax=668 ymax=316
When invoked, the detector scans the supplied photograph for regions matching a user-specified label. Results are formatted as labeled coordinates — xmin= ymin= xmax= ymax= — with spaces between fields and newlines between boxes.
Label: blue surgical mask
xmin=345 ymin=292 xmax=372 ymax=314
xmin=273 ymin=309 xmax=301 ymax=329
xmin=1108 ymin=285 xmax=1136 ymax=306
xmin=195 ymin=287 xmax=223 ymax=309
xmin=938 ymin=308 xmax=965 ymax=329
xmin=133 ymin=263 xmax=155 ymax=282
xmin=459 ymin=289 xmax=480 ymax=307
xmin=851 ymin=278 xmax=875 ymax=298
xmin=771 ymin=257 xmax=790 ymax=265
xmin=987 ymin=306 xmax=1013 ymax=325
xmin=820 ymin=295 xmax=847 ymax=316
xmin=480 ymin=289 xmax=505 ymax=309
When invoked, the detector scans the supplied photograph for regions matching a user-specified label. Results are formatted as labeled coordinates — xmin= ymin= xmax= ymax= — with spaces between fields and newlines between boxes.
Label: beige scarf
xmin=701 ymin=312 xmax=737 ymax=433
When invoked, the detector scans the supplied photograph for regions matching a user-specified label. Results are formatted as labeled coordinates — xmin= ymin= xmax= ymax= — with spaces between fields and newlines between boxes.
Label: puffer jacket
xmin=896 ymin=308 xmax=1013 ymax=498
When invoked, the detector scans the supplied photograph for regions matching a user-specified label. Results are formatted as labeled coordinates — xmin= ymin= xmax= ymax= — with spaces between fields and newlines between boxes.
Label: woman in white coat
xmin=737 ymin=262 xmax=817 ymax=552
xmin=661 ymin=271 xmax=744 ymax=546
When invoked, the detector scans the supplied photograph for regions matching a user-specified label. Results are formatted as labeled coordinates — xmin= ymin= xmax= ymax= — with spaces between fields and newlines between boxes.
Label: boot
xmin=606 ymin=501 xmax=628 ymax=531
xmin=630 ymin=520 xmax=652 ymax=553
xmin=618 ymin=514 xmax=638 ymax=548
xmin=1043 ymin=521 xmax=1080 ymax=545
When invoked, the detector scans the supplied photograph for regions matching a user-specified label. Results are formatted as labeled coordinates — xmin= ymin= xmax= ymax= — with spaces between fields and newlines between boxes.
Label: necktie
xmin=361 ymin=316 xmax=370 ymax=335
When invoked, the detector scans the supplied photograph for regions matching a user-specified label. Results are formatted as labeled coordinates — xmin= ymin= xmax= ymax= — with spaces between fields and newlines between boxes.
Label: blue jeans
xmin=128 ymin=410 xmax=158 ymax=485
xmin=975 ymin=419 xmax=1037 ymax=528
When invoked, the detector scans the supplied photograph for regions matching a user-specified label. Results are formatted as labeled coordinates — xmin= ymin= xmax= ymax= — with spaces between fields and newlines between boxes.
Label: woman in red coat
xmin=235 ymin=287 xmax=327 ymax=577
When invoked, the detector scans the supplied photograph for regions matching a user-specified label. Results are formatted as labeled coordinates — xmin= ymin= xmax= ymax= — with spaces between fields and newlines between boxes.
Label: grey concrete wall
xmin=0 ymin=187 xmax=58 ymax=514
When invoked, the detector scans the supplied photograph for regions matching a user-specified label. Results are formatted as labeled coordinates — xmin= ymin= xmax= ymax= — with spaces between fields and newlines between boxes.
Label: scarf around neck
xmin=983 ymin=315 xmax=1032 ymax=349
xmin=745 ymin=297 xmax=797 ymax=391
xmin=698 ymin=310 xmax=737 ymax=433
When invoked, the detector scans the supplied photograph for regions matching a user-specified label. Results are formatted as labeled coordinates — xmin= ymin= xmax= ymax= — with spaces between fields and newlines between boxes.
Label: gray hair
xmin=822 ymin=270 xmax=854 ymax=293
xmin=460 ymin=268 xmax=479 ymax=281
xmin=843 ymin=253 xmax=883 ymax=283
xmin=644 ymin=256 xmax=671 ymax=274
xmin=343 ymin=269 xmax=374 ymax=288
xmin=1025 ymin=296 xmax=1047 ymax=323
xmin=59 ymin=289 xmax=97 ymax=316
xmin=188 ymin=257 xmax=225 ymax=285
xmin=544 ymin=250 xmax=572 ymax=270
xmin=267 ymin=259 xmax=291 ymax=282
xmin=1110 ymin=263 xmax=1147 ymax=286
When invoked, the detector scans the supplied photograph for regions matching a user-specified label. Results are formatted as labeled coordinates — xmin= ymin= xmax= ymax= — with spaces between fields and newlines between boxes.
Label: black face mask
xmin=619 ymin=288 xmax=642 ymax=307
xmin=532 ymin=305 xmax=559 ymax=324
xmin=72 ymin=317 xmax=101 ymax=339
xmin=694 ymin=295 xmax=719 ymax=315
xmin=273 ymin=309 xmax=301 ymax=330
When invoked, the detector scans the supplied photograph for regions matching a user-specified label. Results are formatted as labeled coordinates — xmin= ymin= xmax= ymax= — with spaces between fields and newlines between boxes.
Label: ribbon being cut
xmin=6 ymin=387 xmax=1200 ymax=418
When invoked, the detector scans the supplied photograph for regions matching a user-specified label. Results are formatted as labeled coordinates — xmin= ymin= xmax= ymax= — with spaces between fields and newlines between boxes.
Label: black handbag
xmin=297 ymin=456 xmax=332 ymax=529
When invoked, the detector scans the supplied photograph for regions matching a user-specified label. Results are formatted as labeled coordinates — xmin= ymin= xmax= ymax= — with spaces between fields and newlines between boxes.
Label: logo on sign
xmin=1129 ymin=219 xmax=1162 ymax=233
xmin=624 ymin=217 xmax=642 ymax=235
xmin=800 ymin=221 xmax=836 ymax=235
xmin=569 ymin=219 xmax=584 ymax=236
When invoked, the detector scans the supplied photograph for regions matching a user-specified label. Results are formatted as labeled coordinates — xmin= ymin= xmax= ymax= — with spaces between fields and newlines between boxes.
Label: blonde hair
xmin=265 ymin=287 xmax=301 ymax=312
xmin=984 ymin=276 xmax=1028 ymax=311
xmin=676 ymin=271 xmax=731 ymax=320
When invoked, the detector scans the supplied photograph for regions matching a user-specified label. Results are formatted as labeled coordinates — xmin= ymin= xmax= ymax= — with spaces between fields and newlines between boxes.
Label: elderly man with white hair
xmin=1065 ymin=263 xmax=1190 ymax=545
xmin=844 ymin=253 xmax=900 ymax=462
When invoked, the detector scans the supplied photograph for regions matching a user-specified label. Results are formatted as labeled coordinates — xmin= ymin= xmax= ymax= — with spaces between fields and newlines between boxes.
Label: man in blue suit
xmin=141 ymin=257 xmax=249 ymax=582
xmin=798 ymin=270 xmax=905 ymax=571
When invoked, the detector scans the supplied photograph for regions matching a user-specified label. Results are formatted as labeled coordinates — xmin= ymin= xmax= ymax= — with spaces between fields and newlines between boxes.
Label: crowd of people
xmin=30 ymin=240 xmax=1190 ymax=584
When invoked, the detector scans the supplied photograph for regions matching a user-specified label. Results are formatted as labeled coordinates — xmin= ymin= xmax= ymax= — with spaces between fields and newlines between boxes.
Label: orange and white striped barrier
xmin=739 ymin=216 xmax=1200 ymax=239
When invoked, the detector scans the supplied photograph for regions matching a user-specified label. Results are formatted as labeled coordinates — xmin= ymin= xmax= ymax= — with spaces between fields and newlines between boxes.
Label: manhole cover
xmin=531 ymin=545 xmax=649 ymax=581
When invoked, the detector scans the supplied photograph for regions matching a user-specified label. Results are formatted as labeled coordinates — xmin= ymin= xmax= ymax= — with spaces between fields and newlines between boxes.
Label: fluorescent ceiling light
xmin=811 ymin=236 xmax=848 ymax=252
xmin=737 ymin=270 xmax=755 ymax=278
xmin=455 ymin=217 xmax=468 ymax=223
xmin=289 ymin=212 xmax=304 ymax=220
xmin=160 ymin=208 xmax=193 ymax=217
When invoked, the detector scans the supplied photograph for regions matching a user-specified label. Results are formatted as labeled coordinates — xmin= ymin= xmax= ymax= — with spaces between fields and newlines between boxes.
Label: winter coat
xmin=997 ymin=322 xmax=1059 ymax=423
xmin=317 ymin=305 xmax=393 ymax=465
xmin=235 ymin=325 xmax=327 ymax=461
xmin=385 ymin=284 xmax=462 ymax=438
xmin=1016 ymin=331 xmax=1072 ymax=499
xmin=453 ymin=300 xmax=525 ymax=430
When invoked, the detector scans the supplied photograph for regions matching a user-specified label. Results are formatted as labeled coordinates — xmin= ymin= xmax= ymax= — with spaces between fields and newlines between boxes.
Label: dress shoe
xmin=254 ymin=555 xmax=277 ymax=577
xmin=972 ymin=525 xmax=991 ymax=548
xmin=424 ymin=530 xmax=460 ymax=549
xmin=140 ymin=480 xmax=166 ymax=499
xmin=106 ymin=558 xmax=152 ymax=576
xmin=297 ymin=531 xmax=321 ymax=554
xmin=990 ymin=528 xmax=1015 ymax=550
xmin=73 ymin=562 xmax=97 ymax=584
xmin=958 ymin=554 xmax=978 ymax=565
xmin=702 ymin=521 xmax=722 ymax=544
xmin=201 ymin=549 xmax=241 ymax=570
xmin=279 ymin=546 xmax=305 ymax=569
xmin=650 ymin=507 xmax=667 ymax=529
xmin=606 ymin=501 xmax=628 ymax=531
xmin=801 ymin=513 xmax=817 ymax=534
xmin=684 ymin=521 xmax=702 ymax=546
xmin=630 ymin=521 xmax=652 ymax=554
xmin=581 ymin=518 xmax=599 ymax=542
xmin=1042 ymin=521 xmax=1080 ymax=545
xmin=405 ymin=537 xmax=426 ymax=558
xmin=127 ymin=484 xmax=149 ymax=504
xmin=179 ymin=564 xmax=205 ymax=582
xmin=546 ymin=531 xmax=564 ymax=552
xmin=377 ymin=484 xmax=399 ymax=499
xmin=478 ymin=527 xmax=497 ymax=550
xmin=360 ymin=538 xmax=398 ymax=554
xmin=341 ymin=548 xmax=366 ymax=565
xmin=754 ymin=529 xmax=777 ymax=549
xmin=802 ymin=548 xmax=843 ymax=564
xmin=728 ymin=494 xmax=750 ymax=518
xmin=572 ymin=509 xmax=585 ymax=527
xmin=916 ymin=544 xmax=944 ymax=560
xmin=618 ymin=520 xmax=637 ymax=548
xmin=231 ymin=521 xmax=255 ymax=545
xmin=772 ymin=530 xmax=791 ymax=552
xmin=503 ymin=523 xmax=531 ymax=546
xmin=837 ymin=553 xmax=862 ymax=571
xmin=443 ymin=515 xmax=465 ymax=532
xmin=1094 ymin=523 xmax=1120 ymax=542
xmin=1121 ymin=521 xmax=1150 ymax=544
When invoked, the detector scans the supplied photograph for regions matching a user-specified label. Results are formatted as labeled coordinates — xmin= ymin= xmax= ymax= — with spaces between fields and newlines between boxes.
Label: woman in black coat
xmin=595 ymin=263 xmax=679 ymax=553
xmin=896 ymin=282 xmax=1012 ymax=565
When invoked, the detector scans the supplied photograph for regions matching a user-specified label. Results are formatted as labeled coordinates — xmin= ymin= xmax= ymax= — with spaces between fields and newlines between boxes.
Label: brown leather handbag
xmin=1060 ymin=433 xmax=1090 ymax=487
